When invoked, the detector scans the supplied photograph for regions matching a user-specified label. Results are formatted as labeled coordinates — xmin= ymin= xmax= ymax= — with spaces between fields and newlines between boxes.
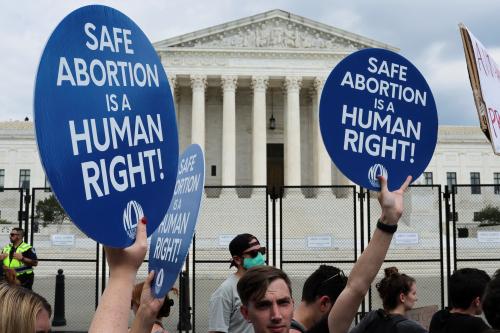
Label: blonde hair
xmin=0 ymin=283 xmax=51 ymax=333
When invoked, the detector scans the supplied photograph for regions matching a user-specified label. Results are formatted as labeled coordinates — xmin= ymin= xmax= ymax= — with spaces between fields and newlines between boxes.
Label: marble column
xmin=168 ymin=75 xmax=179 ymax=124
xmin=221 ymin=75 xmax=238 ymax=185
xmin=251 ymin=76 xmax=269 ymax=186
xmin=312 ymin=77 xmax=332 ymax=185
xmin=283 ymin=76 xmax=302 ymax=186
xmin=190 ymin=74 xmax=207 ymax=151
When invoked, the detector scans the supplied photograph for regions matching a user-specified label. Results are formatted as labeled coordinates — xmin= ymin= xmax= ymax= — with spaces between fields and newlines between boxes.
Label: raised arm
xmin=328 ymin=175 xmax=412 ymax=333
xmin=89 ymin=217 xmax=148 ymax=333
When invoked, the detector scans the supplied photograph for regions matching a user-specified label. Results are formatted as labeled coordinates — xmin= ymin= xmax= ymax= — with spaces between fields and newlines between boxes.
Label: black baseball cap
xmin=229 ymin=233 xmax=259 ymax=267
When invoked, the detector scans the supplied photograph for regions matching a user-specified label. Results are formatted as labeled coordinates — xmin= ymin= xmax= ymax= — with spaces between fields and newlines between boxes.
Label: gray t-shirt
xmin=208 ymin=274 xmax=254 ymax=333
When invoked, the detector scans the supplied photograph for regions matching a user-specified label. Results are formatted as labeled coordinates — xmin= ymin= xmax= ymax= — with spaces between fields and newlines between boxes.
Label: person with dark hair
xmin=131 ymin=282 xmax=176 ymax=333
xmin=208 ymin=233 xmax=266 ymax=333
xmin=429 ymin=268 xmax=491 ymax=333
xmin=483 ymin=269 xmax=500 ymax=332
xmin=291 ymin=265 xmax=347 ymax=332
xmin=236 ymin=175 xmax=412 ymax=333
xmin=0 ymin=227 xmax=38 ymax=289
xmin=349 ymin=267 xmax=426 ymax=333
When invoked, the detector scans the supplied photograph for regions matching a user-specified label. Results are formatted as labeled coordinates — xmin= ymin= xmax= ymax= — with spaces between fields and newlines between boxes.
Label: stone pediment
xmin=154 ymin=9 xmax=396 ymax=52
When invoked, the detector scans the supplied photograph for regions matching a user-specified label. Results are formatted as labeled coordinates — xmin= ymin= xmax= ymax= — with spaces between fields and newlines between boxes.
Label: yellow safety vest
xmin=2 ymin=242 xmax=34 ymax=276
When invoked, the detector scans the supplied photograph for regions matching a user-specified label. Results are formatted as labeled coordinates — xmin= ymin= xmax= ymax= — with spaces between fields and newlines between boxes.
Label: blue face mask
xmin=243 ymin=252 xmax=266 ymax=269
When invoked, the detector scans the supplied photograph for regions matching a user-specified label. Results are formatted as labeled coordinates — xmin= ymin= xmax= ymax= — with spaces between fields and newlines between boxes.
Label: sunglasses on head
xmin=242 ymin=247 xmax=266 ymax=258
xmin=314 ymin=271 xmax=346 ymax=294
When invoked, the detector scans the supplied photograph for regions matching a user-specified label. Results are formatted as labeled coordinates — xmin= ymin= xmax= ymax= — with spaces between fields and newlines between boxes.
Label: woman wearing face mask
xmin=349 ymin=267 xmax=427 ymax=333
xmin=0 ymin=282 xmax=52 ymax=333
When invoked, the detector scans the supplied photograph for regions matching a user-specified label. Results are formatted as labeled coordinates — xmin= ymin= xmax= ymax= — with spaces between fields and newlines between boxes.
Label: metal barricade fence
xmin=279 ymin=185 xmax=359 ymax=315
xmin=191 ymin=186 xmax=268 ymax=333
xmin=450 ymin=184 xmax=500 ymax=279
xmin=0 ymin=188 xmax=25 ymax=231
xmin=30 ymin=187 xmax=100 ymax=332
xmin=1 ymin=183 xmax=498 ymax=331
xmin=367 ymin=185 xmax=445 ymax=311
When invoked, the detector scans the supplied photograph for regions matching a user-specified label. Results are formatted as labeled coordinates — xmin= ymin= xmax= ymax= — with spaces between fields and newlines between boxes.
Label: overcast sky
xmin=1 ymin=0 xmax=499 ymax=125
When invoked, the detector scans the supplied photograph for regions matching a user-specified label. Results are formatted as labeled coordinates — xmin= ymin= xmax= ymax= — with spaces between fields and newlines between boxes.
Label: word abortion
xmin=56 ymin=22 xmax=159 ymax=87
xmin=341 ymin=72 xmax=427 ymax=107
xmin=57 ymin=57 xmax=159 ymax=88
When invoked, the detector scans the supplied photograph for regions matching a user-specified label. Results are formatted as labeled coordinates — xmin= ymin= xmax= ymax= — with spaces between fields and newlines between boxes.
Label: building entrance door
xmin=267 ymin=143 xmax=284 ymax=199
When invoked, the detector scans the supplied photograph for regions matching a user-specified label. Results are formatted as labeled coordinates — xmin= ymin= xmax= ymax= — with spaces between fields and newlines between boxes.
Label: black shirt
xmin=429 ymin=309 xmax=490 ymax=333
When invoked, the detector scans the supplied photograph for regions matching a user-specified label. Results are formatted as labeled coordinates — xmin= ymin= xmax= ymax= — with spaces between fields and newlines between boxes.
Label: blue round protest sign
xmin=320 ymin=48 xmax=438 ymax=191
xmin=34 ymin=5 xmax=178 ymax=247
xmin=149 ymin=144 xmax=205 ymax=298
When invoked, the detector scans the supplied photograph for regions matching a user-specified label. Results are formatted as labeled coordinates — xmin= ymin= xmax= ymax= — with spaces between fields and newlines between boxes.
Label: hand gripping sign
xmin=149 ymin=144 xmax=205 ymax=298
xmin=34 ymin=5 xmax=178 ymax=247
xmin=320 ymin=48 xmax=438 ymax=191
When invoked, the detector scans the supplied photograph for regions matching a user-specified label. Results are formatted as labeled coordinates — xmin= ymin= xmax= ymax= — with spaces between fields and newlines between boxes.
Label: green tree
xmin=476 ymin=205 xmax=500 ymax=226
xmin=35 ymin=194 xmax=69 ymax=226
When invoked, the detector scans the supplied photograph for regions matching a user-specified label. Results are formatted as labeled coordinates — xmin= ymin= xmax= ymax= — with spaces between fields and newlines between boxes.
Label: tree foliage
xmin=476 ymin=205 xmax=500 ymax=226
xmin=35 ymin=194 xmax=69 ymax=225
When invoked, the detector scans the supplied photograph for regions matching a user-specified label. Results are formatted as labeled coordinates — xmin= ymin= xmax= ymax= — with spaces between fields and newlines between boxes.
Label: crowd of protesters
xmin=1 ymin=175 xmax=499 ymax=333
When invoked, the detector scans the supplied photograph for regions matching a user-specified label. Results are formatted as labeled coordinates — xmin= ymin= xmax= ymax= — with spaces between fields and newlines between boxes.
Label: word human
xmin=340 ymin=57 xmax=427 ymax=107
xmin=69 ymin=114 xmax=163 ymax=155
xmin=153 ymin=204 xmax=191 ymax=263
xmin=57 ymin=23 xmax=159 ymax=87
xmin=69 ymin=114 xmax=165 ymax=200
xmin=342 ymin=105 xmax=420 ymax=162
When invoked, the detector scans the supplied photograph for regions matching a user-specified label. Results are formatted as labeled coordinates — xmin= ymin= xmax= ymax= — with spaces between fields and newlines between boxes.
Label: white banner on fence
xmin=395 ymin=232 xmax=420 ymax=245
xmin=478 ymin=231 xmax=500 ymax=243
xmin=218 ymin=234 xmax=237 ymax=247
xmin=51 ymin=234 xmax=75 ymax=247
xmin=307 ymin=235 xmax=333 ymax=248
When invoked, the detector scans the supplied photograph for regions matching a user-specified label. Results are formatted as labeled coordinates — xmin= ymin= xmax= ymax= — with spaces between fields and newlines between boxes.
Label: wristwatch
xmin=376 ymin=219 xmax=398 ymax=234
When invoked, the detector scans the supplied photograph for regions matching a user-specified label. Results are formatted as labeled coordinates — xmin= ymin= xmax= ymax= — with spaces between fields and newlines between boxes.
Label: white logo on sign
xmin=368 ymin=164 xmax=388 ymax=187
xmin=123 ymin=200 xmax=143 ymax=239
xmin=155 ymin=268 xmax=164 ymax=295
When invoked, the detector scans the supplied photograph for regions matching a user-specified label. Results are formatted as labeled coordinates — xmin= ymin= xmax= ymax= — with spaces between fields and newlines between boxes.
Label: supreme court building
xmin=1 ymin=9 xmax=499 ymax=193
xmin=155 ymin=9 xmax=398 ymax=189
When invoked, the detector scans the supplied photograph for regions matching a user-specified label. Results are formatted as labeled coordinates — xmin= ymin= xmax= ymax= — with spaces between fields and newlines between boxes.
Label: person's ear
xmin=240 ymin=304 xmax=250 ymax=322
xmin=318 ymin=296 xmax=332 ymax=312
xmin=399 ymin=292 xmax=406 ymax=304
xmin=472 ymin=296 xmax=481 ymax=308
xmin=233 ymin=255 xmax=243 ymax=267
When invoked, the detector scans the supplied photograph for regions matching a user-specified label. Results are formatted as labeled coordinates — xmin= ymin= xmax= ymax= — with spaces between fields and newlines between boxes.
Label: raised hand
xmin=104 ymin=217 xmax=148 ymax=279
xmin=377 ymin=175 xmax=412 ymax=225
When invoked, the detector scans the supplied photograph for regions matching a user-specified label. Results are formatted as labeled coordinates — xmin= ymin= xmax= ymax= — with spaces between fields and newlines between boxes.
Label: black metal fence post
xmin=23 ymin=189 xmax=30 ymax=242
xmin=52 ymin=269 xmax=67 ymax=326
xmin=17 ymin=188 xmax=24 ymax=228
xmin=358 ymin=186 xmax=365 ymax=317
xmin=177 ymin=269 xmax=192 ymax=332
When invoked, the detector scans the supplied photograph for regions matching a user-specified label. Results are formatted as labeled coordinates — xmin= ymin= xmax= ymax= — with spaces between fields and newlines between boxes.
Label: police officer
xmin=1 ymin=228 xmax=38 ymax=289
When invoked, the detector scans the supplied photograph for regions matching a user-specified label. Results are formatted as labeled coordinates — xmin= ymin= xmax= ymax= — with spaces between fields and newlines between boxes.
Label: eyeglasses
xmin=9 ymin=233 xmax=19 ymax=237
xmin=242 ymin=247 xmax=266 ymax=258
